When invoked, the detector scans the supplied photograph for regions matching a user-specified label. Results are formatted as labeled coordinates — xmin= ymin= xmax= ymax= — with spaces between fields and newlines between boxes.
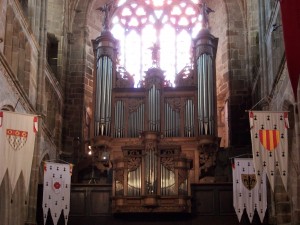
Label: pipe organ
xmin=90 ymin=28 xmax=218 ymax=213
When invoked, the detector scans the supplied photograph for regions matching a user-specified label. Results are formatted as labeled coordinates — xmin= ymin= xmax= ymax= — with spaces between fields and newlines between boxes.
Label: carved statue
xmin=149 ymin=43 xmax=160 ymax=68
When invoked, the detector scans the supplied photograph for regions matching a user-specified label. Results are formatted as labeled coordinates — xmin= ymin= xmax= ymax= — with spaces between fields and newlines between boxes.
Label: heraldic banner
xmin=249 ymin=111 xmax=289 ymax=191
xmin=233 ymin=158 xmax=267 ymax=223
xmin=0 ymin=111 xmax=38 ymax=193
xmin=43 ymin=162 xmax=73 ymax=225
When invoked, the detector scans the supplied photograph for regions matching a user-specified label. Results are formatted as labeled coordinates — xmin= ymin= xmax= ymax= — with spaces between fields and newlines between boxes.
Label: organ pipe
xmin=197 ymin=54 xmax=214 ymax=135
xmin=95 ymin=56 xmax=113 ymax=136
xmin=194 ymin=29 xmax=218 ymax=136
xmin=164 ymin=102 xmax=180 ymax=137
xmin=129 ymin=104 xmax=145 ymax=137
xmin=93 ymin=30 xmax=117 ymax=138
xmin=114 ymin=100 xmax=125 ymax=138
xmin=148 ymin=85 xmax=161 ymax=132
xmin=128 ymin=165 xmax=141 ymax=196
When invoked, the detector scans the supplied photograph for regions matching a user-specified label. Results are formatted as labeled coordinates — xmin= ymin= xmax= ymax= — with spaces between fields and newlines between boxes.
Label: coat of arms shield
xmin=241 ymin=174 xmax=257 ymax=190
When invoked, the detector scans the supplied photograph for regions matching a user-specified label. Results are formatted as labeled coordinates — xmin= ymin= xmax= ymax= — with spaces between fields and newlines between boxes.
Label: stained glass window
xmin=111 ymin=0 xmax=203 ymax=86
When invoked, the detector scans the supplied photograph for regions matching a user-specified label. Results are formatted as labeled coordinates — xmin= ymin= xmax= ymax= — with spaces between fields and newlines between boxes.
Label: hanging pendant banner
xmin=43 ymin=162 xmax=73 ymax=225
xmin=249 ymin=111 xmax=289 ymax=191
xmin=232 ymin=158 xmax=267 ymax=223
xmin=280 ymin=0 xmax=300 ymax=99
xmin=0 ymin=111 xmax=38 ymax=193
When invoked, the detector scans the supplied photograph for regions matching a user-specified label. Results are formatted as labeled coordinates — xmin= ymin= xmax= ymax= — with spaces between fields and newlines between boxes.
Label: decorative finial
xmin=199 ymin=1 xmax=215 ymax=29
xmin=97 ymin=2 xmax=113 ymax=31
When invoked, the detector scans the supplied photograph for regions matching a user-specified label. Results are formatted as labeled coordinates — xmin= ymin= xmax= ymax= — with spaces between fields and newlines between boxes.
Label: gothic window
xmin=46 ymin=33 xmax=59 ymax=75
xmin=111 ymin=0 xmax=203 ymax=86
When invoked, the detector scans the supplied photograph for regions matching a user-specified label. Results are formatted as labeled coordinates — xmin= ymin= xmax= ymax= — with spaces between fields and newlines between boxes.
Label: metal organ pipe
xmin=128 ymin=103 xmax=145 ymax=137
xmin=197 ymin=54 xmax=214 ymax=135
xmin=148 ymin=84 xmax=161 ymax=132
xmin=114 ymin=100 xmax=125 ymax=138
xmin=191 ymin=100 xmax=194 ymax=136
xmin=102 ymin=57 xmax=107 ymax=135
xmin=208 ymin=59 xmax=214 ymax=134
xmin=157 ymin=88 xmax=160 ymax=132
xmin=197 ymin=57 xmax=203 ymax=135
xmin=95 ymin=56 xmax=113 ymax=136
xmin=164 ymin=101 xmax=180 ymax=137
xmin=107 ymin=60 xmax=113 ymax=136
xmin=165 ymin=102 xmax=167 ymax=137
xmin=95 ymin=60 xmax=101 ymax=136
xmin=195 ymin=30 xmax=218 ymax=136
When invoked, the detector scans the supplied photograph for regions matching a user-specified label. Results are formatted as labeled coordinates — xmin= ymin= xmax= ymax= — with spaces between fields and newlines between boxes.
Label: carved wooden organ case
xmin=91 ymin=28 xmax=218 ymax=213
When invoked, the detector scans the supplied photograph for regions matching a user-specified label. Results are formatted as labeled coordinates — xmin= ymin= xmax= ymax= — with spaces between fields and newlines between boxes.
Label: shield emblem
xmin=6 ymin=129 xmax=28 ymax=151
xmin=259 ymin=130 xmax=280 ymax=151
xmin=241 ymin=174 xmax=257 ymax=190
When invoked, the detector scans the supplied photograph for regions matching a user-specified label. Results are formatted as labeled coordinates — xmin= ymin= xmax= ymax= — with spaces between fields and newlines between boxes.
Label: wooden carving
xmin=115 ymin=67 xmax=135 ymax=88
xmin=128 ymin=157 xmax=141 ymax=172
xmin=128 ymin=98 xmax=144 ymax=113
xmin=115 ymin=169 xmax=124 ymax=184
xmin=178 ymin=169 xmax=188 ymax=185
xmin=161 ymin=157 xmax=174 ymax=171
xmin=174 ymin=66 xmax=194 ymax=87
xmin=165 ymin=98 xmax=181 ymax=112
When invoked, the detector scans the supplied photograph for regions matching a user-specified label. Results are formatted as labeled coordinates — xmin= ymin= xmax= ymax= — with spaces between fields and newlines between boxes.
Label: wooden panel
xmin=194 ymin=190 xmax=214 ymax=215
xmin=191 ymin=183 xmax=236 ymax=216
xmin=70 ymin=190 xmax=86 ymax=216
xmin=219 ymin=190 xmax=235 ymax=215
xmin=90 ymin=190 xmax=111 ymax=215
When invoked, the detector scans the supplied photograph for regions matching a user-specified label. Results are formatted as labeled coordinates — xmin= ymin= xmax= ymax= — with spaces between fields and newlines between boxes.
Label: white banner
xmin=43 ymin=162 xmax=72 ymax=225
xmin=249 ymin=111 xmax=289 ymax=191
xmin=0 ymin=111 xmax=38 ymax=193
xmin=233 ymin=158 xmax=267 ymax=223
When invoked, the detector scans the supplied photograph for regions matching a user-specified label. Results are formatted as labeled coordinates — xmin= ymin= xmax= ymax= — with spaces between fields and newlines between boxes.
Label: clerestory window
xmin=111 ymin=0 xmax=203 ymax=86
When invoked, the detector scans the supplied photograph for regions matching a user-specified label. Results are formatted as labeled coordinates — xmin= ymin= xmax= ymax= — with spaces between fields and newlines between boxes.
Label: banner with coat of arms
xmin=0 ymin=111 xmax=38 ymax=193
xmin=249 ymin=111 xmax=289 ymax=191
xmin=232 ymin=158 xmax=267 ymax=223
xmin=43 ymin=162 xmax=73 ymax=225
